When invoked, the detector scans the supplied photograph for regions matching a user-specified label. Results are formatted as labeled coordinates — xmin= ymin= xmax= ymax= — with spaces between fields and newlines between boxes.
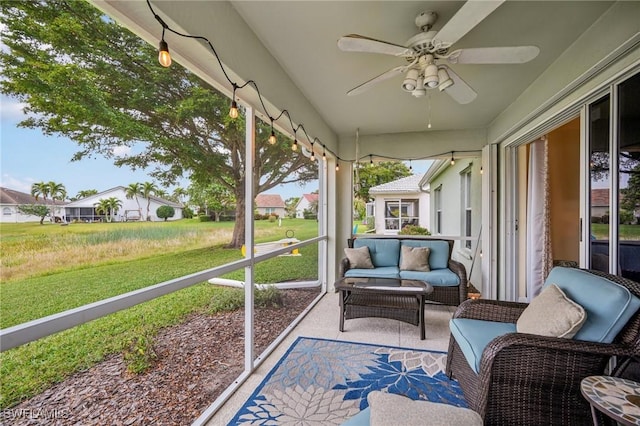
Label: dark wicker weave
xmin=445 ymin=269 xmax=640 ymax=426
xmin=339 ymin=237 xmax=468 ymax=306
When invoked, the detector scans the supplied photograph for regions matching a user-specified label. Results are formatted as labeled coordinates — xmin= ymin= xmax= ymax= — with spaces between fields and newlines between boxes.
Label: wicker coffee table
xmin=335 ymin=277 xmax=433 ymax=340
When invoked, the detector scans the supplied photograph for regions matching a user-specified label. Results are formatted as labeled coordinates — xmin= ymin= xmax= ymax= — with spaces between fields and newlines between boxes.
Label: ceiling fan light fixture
xmin=437 ymin=68 xmax=453 ymax=91
xmin=401 ymin=69 xmax=419 ymax=92
xmin=412 ymin=77 xmax=426 ymax=97
xmin=423 ymin=64 xmax=439 ymax=88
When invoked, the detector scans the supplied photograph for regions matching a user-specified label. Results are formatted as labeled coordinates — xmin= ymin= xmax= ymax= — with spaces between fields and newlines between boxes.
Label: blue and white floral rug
xmin=229 ymin=337 xmax=467 ymax=425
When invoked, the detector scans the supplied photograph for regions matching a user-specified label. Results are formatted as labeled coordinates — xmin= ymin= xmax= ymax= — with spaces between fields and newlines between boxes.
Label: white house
xmin=64 ymin=186 xmax=183 ymax=222
xmin=295 ymin=193 xmax=318 ymax=219
xmin=0 ymin=187 xmax=66 ymax=223
xmin=421 ymin=158 xmax=482 ymax=288
xmin=368 ymin=174 xmax=430 ymax=235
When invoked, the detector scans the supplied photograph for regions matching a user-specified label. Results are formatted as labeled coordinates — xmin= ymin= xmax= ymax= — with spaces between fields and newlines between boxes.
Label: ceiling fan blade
xmin=347 ymin=66 xmax=407 ymax=96
xmin=434 ymin=0 xmax=504 ymax=46
xmin=449 ymin=46 xmax=540 ymax=64
xmin=338 ymin=34 xmax=412 ymax=57
xmin=440 ymin=66 xmax=477 ymax=104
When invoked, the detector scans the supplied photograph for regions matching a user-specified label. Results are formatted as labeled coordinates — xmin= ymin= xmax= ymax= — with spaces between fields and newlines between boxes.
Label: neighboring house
xmin=0 ymin=187 xmax=66 ymax=223
xmin=421 ymin=158 xmax=482 ymax=288
xmin=591 ymin=188 xmax=609 ymax=219
xmin=64 ymin=186 xmax=183 ymax=222
xmin=295 ymin=193 xmax=318 ymax=219
xmin=368 ymin=174 xmax=429 ymax=235
xmin=255 ymin=193 xmax=286 ymax=218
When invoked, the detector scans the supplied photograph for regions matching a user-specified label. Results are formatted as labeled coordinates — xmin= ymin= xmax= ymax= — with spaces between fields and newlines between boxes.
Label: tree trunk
xmin=227 ymin=196 xmax=245 ymax=248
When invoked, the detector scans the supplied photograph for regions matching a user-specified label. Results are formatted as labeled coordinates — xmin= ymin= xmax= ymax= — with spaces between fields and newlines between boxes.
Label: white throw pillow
xmin=368 ymin=391 xmax=482 ymax=426
xmin=344 ymin=246 xmax=374 ymax=269
xmin=399 ymin=245 xmax=431 ymax=272
xmin=517 ymin=284 xmax=586 ymax=338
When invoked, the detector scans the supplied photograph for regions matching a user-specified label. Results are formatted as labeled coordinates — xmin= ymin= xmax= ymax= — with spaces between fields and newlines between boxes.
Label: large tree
xmin=354 ymin=161 xmax=412 ymax=201
xmin=0 ymin=0 xmax=316 ymax=247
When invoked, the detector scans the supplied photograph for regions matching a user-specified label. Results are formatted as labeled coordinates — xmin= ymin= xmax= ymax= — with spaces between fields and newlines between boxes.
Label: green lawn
xmin=0 ymin=218 xmax=319 ymax=408
xmin=590 ymin=223 xmax=640 ymax=240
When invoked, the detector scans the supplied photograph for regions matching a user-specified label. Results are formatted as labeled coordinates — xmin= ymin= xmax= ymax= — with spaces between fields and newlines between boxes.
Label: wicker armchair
xmin=445 ymin=269 xmax=640 ymax=425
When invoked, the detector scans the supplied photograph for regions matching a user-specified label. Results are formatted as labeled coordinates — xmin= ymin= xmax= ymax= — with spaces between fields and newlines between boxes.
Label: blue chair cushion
xmin=345 ymin=266 xmax=399 ymax=279
xmin=400 ymin=240 xmax=450 ymax=270
xmin=544 ymin=267 xmax=640 ymax=343
xmin=399 ymin=269 xmax=460 ymax=286
xmin=341 ymin=407 xmax=370 ymax=426
xmin=354 ymin=239 xmax=400 ymax=268
xmin=450 ymin=318 xmax=517 ymax=374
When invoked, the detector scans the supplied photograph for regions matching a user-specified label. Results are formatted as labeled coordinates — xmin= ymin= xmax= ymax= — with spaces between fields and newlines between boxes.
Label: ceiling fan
xmin=337 ymin=0 xmax=539 ymax=104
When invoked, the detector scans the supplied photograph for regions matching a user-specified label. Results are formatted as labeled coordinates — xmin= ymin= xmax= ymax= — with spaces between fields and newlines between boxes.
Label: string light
xmin=310 ymin=140 xmax=315 ymax=162
xmin=268 ymin=119 xmax=277 ymax=144
xmin=480 ymin=166 xmax=483 ymax=174
xmin=229 ymin=84 xmax=238 ymax=119
xmin=158 ymin=28 xmax=171 ymax=67
xmin=409 ymin=159 xmax=413 ymax=171
xmin=450 ymin=152 xmax=455 ymax=166
xmin=322 ymin=145 xmax=326 ymax=162
xmin=146 ymin=1 xmax=481 ymax=174
xmin=370 ymin=154 xmax=373 ymax=166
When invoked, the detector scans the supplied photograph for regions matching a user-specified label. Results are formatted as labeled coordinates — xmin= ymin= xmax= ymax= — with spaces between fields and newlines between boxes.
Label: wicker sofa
xmin=339 ymin=236 xmax=468 ymax=306
xmin=446 ymin=267 xmax=640 ymax=425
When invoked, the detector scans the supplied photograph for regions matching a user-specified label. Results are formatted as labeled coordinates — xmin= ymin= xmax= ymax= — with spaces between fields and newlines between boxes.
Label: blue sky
xmin=1 ymin=94 xmax=431 ymax=200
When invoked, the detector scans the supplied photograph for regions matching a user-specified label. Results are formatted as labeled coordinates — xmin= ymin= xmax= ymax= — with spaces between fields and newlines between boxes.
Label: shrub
xmin=123 ymin=333 xmax=157 ymax=374
xmin=156 ymin=205 xmax=175 ymax=221
xmin=182 ymin=206 xmax=194 ymax=219
xmin=198 ymin=215 xmax=212 ymax=222
xmin=268 ymin=215 xmax=277 ymax=223
xmin=399 ymin=224 xmax=431 ymax=235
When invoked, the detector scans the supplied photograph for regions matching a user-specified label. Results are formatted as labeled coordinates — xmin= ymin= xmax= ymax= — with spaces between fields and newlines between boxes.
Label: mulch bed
xmin=5 ymin=289 xmax=319 ymax=426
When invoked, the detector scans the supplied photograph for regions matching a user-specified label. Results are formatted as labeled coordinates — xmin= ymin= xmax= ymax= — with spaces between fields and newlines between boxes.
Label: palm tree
xmin=140 ymin=181 xmax=158 ymax=221
xmin=172 ymin=187 xmax=188 ymax=205
xmin=94 ymin=197 xmax=122 ymax=222
xmin=76 ymin=189 xmax=98 ymax=199
xmin=125 ymin=183 xmax=143 ymax=220
xmin=31 ymin=181 xmax=51 ymax=203
xmin=47 ymin=181 xmax=67 ymax=202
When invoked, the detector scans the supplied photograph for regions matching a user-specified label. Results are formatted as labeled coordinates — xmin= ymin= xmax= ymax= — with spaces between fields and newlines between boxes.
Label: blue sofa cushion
xmin=399 ymin=269 xmax=460 ymax=286
xmin=401 ymin=240 xmax=450 ymax=270
xmin=354 ymin=239 xmax=400 ymax=268
xmin=544 ymin=267 xmax=640 ymax=343
xmin=345 ymin=266 xmax=399 ymax=279
xmin=450 ymin=318 xmax=517 ymax=374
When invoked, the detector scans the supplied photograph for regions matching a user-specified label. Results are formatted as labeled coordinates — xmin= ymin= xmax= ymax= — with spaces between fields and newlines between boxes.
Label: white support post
xmin=244 ymin=106 xmax=255 ymax=371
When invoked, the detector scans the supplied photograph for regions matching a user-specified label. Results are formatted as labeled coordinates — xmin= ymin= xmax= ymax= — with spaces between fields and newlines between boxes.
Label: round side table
xmin=580 ymin=375 xmax=640 ymax=426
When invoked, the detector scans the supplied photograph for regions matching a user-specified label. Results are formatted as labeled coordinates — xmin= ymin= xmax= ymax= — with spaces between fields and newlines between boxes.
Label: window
xmin=3 ymin=207 xmax=12 ymax=216
xmin=434 ymin=186 xmax=442 ymax=234
xmin=461 ymin=168 xmax=472 ymax=249
xmin=384 ymin=199 xmax=419 ymax=231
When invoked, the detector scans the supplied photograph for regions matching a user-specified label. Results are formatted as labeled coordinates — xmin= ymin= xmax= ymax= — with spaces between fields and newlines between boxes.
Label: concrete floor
xmin=208 ymin=291 xmax=457 ymax=425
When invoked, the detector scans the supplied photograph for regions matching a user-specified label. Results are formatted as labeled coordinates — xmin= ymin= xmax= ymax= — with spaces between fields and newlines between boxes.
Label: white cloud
xmin=1 ymin=174 xmax=35 ymax=193
xmin=112 ymin=145 xmax=132 ymax=157
xmin=0 ymin=96 xmax=28 ymax=122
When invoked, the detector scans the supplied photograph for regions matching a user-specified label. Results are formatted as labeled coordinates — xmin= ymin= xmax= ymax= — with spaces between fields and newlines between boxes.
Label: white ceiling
xmin=96 ymin=1 xmax=615 ymax=142
xmin=229 ymin=1 xmax=613 ymax=137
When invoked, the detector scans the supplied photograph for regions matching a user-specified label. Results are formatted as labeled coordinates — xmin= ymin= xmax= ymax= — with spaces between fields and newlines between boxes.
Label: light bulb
xmin=322 ymin=150 xmax=326 ymax=161
xmin=336 ymin=163 xmax=340 ymax=171
xmin=310 ymin=152 xmax=315 ymax=161
xmin=438 ymin=68 xmax=453 ymax=91
xmin=480 ymin=166 xmax=483 ymax=175
xmin=424 ymin=64 xmax=439 ymax=88
xmin=158 ymin=40 xmax=172 ymax=67
xmin=229 ymin=100 xmax=238 ymax=119
xmin=450 ymin=157 xmax=455 ymax=166
xmin=402 ymin=69 xmax=419 ymax=92
xmin=268 ymin=130 xmax=276 ymax=145
xmin=292 ymin=140 xmax=298 ymax=151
